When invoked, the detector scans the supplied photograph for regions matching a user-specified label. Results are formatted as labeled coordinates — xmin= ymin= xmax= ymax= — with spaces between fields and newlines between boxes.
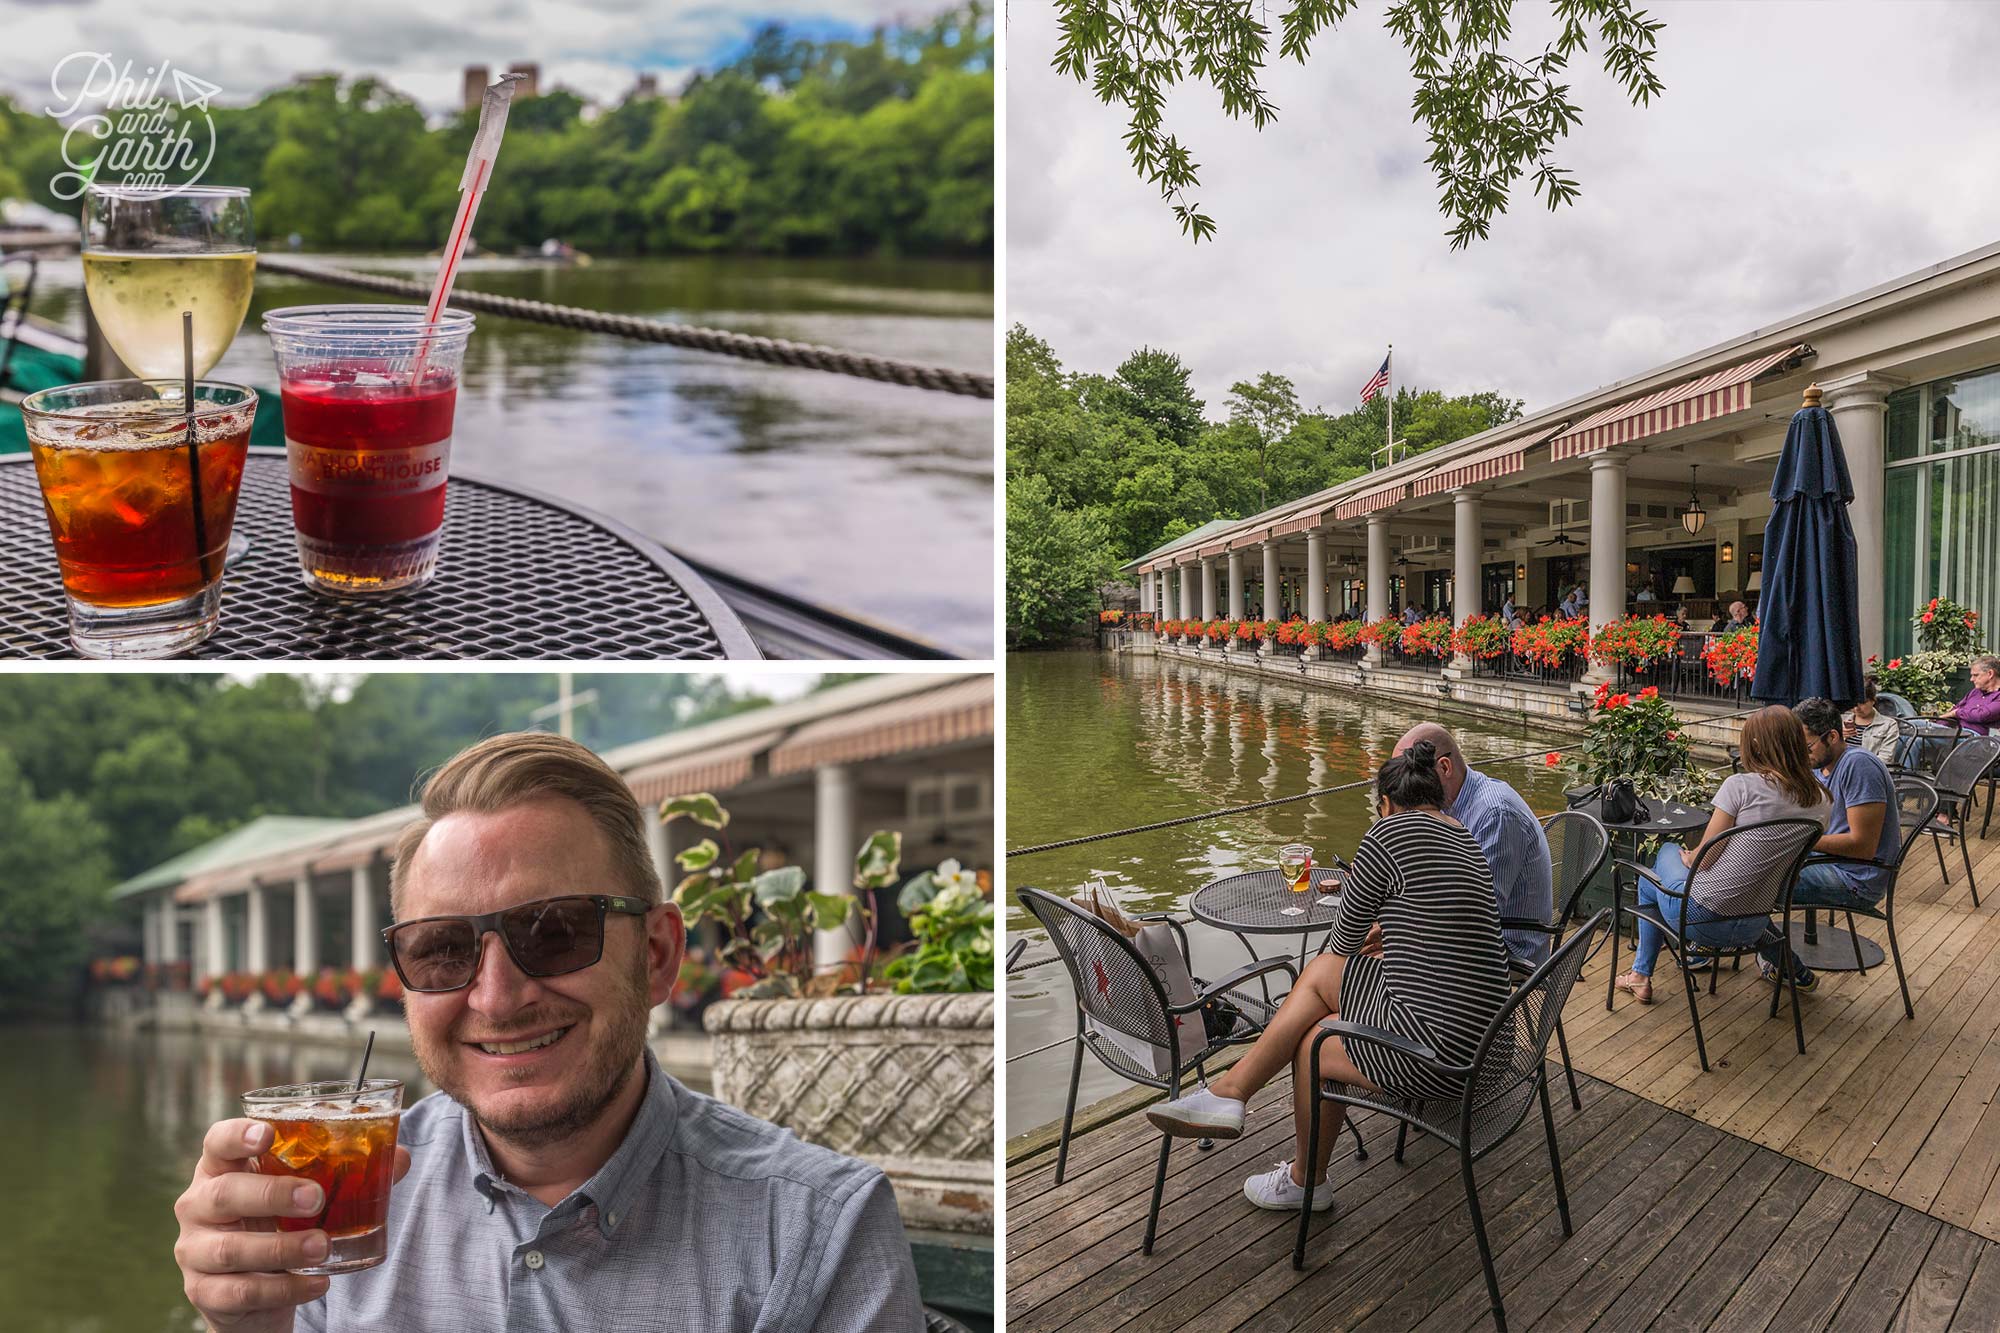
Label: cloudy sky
xmin=1008 ymin=0 xmax=2000 ymax=416
xmin=0 ymin=0 xmax=952 ymax=115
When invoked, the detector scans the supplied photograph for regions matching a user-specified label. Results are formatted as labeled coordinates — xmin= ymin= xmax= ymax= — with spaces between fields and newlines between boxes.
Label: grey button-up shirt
xmin=297 ymin=1052 xmax=923 ymax=1332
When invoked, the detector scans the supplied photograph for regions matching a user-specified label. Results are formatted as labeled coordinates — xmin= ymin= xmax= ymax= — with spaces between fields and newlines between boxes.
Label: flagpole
xmin=1384 ymin=343 xmax=1394 ymax=467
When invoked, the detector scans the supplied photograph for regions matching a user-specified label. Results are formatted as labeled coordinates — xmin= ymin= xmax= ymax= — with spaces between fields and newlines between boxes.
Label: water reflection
xmin=0 ymin=1023 xmax=432 ymax=1333
xmin=28 ymin=254 xmax=995 ymax=655
xmin=1004 ymin=652 xmax=1576 ymax=1130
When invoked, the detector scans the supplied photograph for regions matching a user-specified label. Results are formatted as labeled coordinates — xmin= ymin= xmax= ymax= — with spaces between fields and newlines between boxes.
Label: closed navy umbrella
xmin=1752 ymin=383 xmax=1864 ymax=708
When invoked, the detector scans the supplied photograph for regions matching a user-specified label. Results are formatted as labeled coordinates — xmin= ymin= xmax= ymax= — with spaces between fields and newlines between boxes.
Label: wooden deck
xmin=1007 ymin=816 xmax=2000 ymax=1329
xmin=1561 ymin=815 xmax=2000 ymax=1242
xmin=1006 ymin=1067 xmax=2000 ymax=1331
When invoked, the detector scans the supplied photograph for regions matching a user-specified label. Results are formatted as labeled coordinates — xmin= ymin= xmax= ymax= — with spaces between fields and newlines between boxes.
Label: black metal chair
xmin=1295 ymin=910 xmax=1610 ymax=1333
xmin=1609 ymin=818 xmax=1824 ymax=1072
xmin=1501 ymin=810 xmax=1609 ymax=1110
xmin=1912 ymin=735 xmax=2000 ymax=904
xmin=1891 ymin=715 xmax=1964 ymax=784
xmin=1876 ymin=690 xmax=1919 ymax=719
xmin=0 ymin=252 xmax=40 ymax=393
xmin=1801 ymin=775 xmax=1942 ymax=1021
xmin=1017 ymin=887 xmax=1364 ymax=1253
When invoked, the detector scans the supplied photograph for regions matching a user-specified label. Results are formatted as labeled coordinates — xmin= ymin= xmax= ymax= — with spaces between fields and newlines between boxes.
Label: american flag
xmin=1359 ymin=355 xmax=1390 ymax=403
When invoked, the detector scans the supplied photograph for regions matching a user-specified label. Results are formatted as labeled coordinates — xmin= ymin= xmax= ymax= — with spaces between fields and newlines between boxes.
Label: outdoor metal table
xmin=1569 ymin=792 xmax=1711 ymax=1006
xmin=0 ymin=448 xmax=759 ymax=659
xmin=1190 ymin=865 xmax=1347 ymax=995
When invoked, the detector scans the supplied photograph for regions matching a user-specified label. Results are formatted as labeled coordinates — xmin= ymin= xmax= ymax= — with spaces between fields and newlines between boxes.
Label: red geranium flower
xmin=1639 ymin=685 xmax=1659 ymax=700
xmin=1544 ymin=752 xmax=1561 ymax=768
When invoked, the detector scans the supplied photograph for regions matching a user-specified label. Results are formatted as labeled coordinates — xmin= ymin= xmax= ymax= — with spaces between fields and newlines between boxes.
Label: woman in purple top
xmin=1944 ymin=656 xmax=2000 ymax=735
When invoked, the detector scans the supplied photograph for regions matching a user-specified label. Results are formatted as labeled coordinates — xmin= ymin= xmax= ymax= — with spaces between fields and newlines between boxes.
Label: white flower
xmin=934 ymin=859 xmax=979 ymax=894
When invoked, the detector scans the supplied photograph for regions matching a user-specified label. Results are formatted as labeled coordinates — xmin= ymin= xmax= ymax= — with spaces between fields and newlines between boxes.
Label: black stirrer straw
xmin=351 ymin=1029 xmax=377 ymax=1096
xmin=180 ymin=311 xmax=212 ymax=583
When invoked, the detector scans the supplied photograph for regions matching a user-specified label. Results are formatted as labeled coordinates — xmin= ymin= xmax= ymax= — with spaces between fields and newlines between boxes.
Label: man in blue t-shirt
xmin=1791 ymin=697 xmax=1900 ymax=908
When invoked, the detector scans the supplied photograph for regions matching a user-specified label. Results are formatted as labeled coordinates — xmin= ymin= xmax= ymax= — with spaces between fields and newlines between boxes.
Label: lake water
xmin=0 ymin=1022 xmax=435 ymax=1333
xmin=27 ymin=254 xmax=994 ymax=657
xmin=1003 ymin=651 xmax=1576 ymax=1133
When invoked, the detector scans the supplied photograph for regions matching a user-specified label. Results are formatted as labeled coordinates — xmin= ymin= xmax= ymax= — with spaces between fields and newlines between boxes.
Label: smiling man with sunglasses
xmin=171 ymin=732 xmax=924 ymax=1332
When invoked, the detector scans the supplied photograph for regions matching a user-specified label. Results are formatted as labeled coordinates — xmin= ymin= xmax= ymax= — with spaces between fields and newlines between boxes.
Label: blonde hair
xmin=390 ymin=732 xmax=663 ymax=914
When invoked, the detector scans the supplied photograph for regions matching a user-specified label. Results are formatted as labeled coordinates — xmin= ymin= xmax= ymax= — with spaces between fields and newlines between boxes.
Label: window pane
xmin=1929 ymin=366 xmax=2000 ymax=455
xmin=1925 ymin=450 xmax=2000 ymax=650
xmin=1887 ymin=386 xmax=1921 ymax=462
xmin=1884 ymin=466 xmax=1919 ymax=659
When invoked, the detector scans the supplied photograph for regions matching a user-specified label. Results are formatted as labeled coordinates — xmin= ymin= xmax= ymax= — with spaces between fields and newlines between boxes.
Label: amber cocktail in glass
xmin=242 ymin=1079 xmax=404 ymax=1276
xmin=21 ymin=380 xmax=254 ymax=657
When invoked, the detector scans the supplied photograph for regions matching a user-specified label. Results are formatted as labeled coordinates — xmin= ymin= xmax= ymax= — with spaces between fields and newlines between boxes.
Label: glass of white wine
xmin=1278 ymin=843 xmax=1313 ymax=893
xmin=83 ymin=185 xmax=257 ymax=563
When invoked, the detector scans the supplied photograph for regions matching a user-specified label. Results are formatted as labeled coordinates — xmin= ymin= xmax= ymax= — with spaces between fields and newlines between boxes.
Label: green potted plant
xmin=671 ymin=794 xmax=994 ymax=1238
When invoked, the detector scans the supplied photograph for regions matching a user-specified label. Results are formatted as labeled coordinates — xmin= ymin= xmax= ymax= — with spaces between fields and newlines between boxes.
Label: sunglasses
xmin=382 ymin=894 xmax=650 ymax=993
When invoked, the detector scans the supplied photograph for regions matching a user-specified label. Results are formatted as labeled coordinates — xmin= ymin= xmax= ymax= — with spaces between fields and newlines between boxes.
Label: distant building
xmin=460 ymin=64 xmax=488 ymax=110
xmin=628 ymin=73 xmax=659 ymax=100
xmin=506 ymin=62 xmax=540 ymax=99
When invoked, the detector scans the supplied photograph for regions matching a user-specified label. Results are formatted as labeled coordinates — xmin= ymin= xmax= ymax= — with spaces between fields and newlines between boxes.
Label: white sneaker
xmin=1145 ymin=1087 xmax=1245 ymax=1139
xmin=1243 ymin=1160 xmax=1337 ymax=1212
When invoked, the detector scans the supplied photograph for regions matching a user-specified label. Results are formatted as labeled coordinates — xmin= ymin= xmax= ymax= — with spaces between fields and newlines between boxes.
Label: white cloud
xmin=1007 ymin=0 xmax=2000 ymax=416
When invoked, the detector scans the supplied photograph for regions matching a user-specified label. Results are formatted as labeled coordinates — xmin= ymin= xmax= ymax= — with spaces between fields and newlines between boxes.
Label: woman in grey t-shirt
xmin=1612 ymin=706 xmax=1830 ymax=1004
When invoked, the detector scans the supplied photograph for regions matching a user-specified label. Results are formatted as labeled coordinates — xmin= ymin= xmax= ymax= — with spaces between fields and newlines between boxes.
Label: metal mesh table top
xmin=1191 ymin=866 xmax=1347 ymax=935
xmin=0 ymin=449 xmax=758 ymax=660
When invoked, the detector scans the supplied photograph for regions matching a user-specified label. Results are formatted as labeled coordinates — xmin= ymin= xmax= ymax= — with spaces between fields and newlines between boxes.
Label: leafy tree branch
xmin=1052 ymin=0 xmax=1664 ymax=247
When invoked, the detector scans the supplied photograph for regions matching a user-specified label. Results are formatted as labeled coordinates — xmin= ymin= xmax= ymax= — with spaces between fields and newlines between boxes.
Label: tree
xmin=0 ymin=747 xmax=113 ymax=1015
xmin=1051 ymin=0 xmax=1665 ymax=247
xmin=1108 ymin=347 xmax=1206 ymax=450
xmin=1007 ymin=474 xmax=1117 ymax=646
xmin=1226 ymin=372 xmax=1303 ymax=508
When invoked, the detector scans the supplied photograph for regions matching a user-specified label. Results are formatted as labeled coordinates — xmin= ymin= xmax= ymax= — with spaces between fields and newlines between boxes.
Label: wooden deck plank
xmin=1642 ymin=1158 xmax=1827 ymax=1331
xmin=1889 ymin=1224 xmax=1984 ymax=1331
xmin=1830 ymin=1209 xmax=1945 ymax=1332
xmin=1945 ymin=1240 xmax=2000 ymax=1330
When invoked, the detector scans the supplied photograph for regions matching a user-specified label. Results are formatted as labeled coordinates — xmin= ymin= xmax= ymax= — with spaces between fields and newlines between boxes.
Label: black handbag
xmin=1585 ymin=778 xmax=1648 ymax=825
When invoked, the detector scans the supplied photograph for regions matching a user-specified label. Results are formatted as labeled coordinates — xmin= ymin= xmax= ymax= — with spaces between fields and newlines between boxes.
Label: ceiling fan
xmin=1538 ymin=520 xmax=1583 ymax=549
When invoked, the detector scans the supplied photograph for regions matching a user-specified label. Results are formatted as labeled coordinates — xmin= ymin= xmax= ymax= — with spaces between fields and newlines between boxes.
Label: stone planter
xmin=703 ymin=992 xmax=994 ymax=1236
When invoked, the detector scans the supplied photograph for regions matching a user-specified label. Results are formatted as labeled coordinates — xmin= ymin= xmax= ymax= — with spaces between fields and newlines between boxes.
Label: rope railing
xmin=1000 ymin=703 xmax=1767 ymax=1003
xmin=254 ymin=256 xmax=994 ymax=399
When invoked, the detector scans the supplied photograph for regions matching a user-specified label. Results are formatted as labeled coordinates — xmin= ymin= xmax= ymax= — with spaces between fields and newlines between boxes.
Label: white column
xmin=1366 ymin=516 xmax=1391 ymax=663
xmin=813 ymin=764 xmax=859 ymax=969
xmin=245 ymin=884 xmax=269 ymax=974
xmin=292 ymin=877 xmax=317 ymax=977
xmin=159 ymin=900 xmax=180 ymax=964
xmin=350 ymin=864 xmax=379 ymax=971
xmin=1200 ymin=557 xmax=1216 ymax=622
xmin=1453 ymin=489 xmax=1484 ymax=668
xmin=1587 ymin=452 xmax=1629 ymax=682
xmin=1226 ymin=550 xmax=1245 ymax=621
xmin=1261 ymin=543 xmax=1282 ymax=656
xmin=202 ymin=898 xmax=225 ymax=979
xmin=1306 ymin=530 xmax=1327 ymax=623
xmin=1823 ymin=374 xmax=1901 ymax=664
xmin=1261 ymin=542 xmax=1281 ymax=621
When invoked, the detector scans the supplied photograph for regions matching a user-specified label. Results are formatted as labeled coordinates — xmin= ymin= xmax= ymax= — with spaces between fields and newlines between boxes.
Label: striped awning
xmin=1550 ymin=344 xmax=1809 ymax=461
xmin=1409 ymin=423 xmax=1567 ymax=497
xmin=1271 ymin=498 xmax=1338 ymax=538
xmin=767 ymin=676 xmax=993 ymax=776
xmin=1195 ymin=538 xmax=1231 ymax=559
xmin=625 ymin=730 xmax=784 ymax=806
xmin=1332 ymin=481 xmax=1408 ymax=521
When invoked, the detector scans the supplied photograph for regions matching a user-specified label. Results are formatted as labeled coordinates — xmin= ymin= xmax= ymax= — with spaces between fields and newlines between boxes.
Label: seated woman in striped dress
xmin=1146 ymin=741 xmax=1515 ymax=1211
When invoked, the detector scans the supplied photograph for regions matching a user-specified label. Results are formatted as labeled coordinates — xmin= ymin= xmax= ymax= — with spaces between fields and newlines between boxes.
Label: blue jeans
xmin=1631 ymin=844 xmax=1780 ymax=977
xmin=1791 ymin=861 xmax=1884 ymax=910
